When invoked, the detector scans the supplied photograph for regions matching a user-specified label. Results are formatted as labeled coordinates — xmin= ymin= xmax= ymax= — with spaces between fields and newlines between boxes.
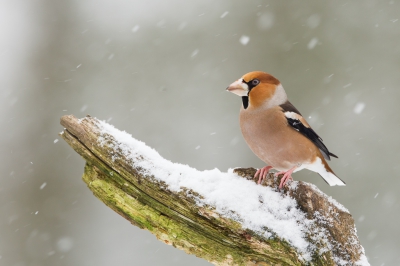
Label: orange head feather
xmin=242 ymin=72 xmax=280 ymax=108
xmin=227 ymin=71 xmax=284 ymax=109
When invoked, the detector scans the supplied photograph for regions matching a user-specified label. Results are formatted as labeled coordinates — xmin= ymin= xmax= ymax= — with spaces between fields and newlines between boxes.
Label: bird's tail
xmin=309 ymin=157 xmax=346 ymax=186
xmin=319 ymin=170 xmax=346 ymax=186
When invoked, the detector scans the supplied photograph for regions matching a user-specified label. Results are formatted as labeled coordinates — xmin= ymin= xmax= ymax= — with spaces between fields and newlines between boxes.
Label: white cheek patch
xmin=265 ymin=83 xmax=287 ymax=108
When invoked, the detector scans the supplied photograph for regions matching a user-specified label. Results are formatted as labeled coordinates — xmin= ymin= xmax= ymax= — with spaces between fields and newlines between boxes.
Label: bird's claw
xmin=254 ymin=166 xmax=273 ymax=184
xmin=275 ymin=166 xmax=297 ymax=189
xmin=278 ymin=174 xmax=293 ymax=189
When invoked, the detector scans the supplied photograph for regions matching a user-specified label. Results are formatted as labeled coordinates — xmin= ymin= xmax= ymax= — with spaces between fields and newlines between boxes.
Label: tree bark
xmin=59 ymin=115 xmax=368 ymax=266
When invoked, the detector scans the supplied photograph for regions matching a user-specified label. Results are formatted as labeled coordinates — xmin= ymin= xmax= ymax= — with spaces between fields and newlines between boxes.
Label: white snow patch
xmin=356 ymin=253 xmax=370 ymax=266
xmin=307 ymin=37 xmax=318 ymax=49
xmin=240 ymin=35 xmax=250 ymax=45
xmin=304 ymin=183 xmax=349 ymax=213
xmin=96 ymin=119 xmax=314 ymax=261
xmin=220 ymin=11 xmax=229 ymax=18
xmin=354 ymin=103 xmax=365 ymax=114
xmin=92 ymin=118 xmax=368 ymax=265
xmin=40 ymin=182 xmax=47 ymax=190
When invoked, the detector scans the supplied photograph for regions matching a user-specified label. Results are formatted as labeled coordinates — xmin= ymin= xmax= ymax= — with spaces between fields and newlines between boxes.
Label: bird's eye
xmin=251 ymin=79 xmax=260 ymax=86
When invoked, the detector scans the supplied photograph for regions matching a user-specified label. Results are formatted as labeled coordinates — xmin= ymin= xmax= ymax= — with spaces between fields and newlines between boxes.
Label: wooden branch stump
xmin=59 ymin=115 xmax=369 ymax=266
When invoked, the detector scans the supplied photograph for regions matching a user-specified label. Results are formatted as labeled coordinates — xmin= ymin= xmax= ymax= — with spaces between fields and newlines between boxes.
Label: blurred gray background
xmin=1 ymin=0 xmax=399 ymax=265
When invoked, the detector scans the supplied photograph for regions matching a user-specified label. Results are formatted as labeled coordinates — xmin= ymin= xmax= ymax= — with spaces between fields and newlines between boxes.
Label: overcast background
xmin=1 ymin=1 xmax=399 ymax=265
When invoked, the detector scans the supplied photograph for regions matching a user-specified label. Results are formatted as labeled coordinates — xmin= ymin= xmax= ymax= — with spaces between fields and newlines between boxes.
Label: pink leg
xmin=254 ymin=166 xmax=273 ymax=184
xmin=274 ymin=165 xmax=297 ymax=189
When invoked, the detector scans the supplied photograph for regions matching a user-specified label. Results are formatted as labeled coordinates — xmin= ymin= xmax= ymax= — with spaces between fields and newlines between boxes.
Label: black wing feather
xmin=280 ymin=101 xmax=338 ymax=160
xmin=286 ymin=118 xmax=337 ymax=160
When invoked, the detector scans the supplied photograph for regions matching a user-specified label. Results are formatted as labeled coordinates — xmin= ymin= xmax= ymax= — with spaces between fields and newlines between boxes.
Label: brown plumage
xmin=227 ymin=71 xmax=345 ymax=188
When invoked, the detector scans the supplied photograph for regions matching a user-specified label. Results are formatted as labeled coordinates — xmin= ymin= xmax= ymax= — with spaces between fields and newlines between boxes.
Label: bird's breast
xmin=239 ymin=107 xmax=316 ymax=170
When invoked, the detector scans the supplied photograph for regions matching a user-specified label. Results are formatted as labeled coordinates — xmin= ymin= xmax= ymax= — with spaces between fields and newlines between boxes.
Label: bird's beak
xmin=226 ymin=79 xmax=249 ymax=97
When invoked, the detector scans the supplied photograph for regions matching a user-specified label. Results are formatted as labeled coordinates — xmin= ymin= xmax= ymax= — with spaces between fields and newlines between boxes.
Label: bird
xmin=226 ymin=71 xmax=345 ymax=189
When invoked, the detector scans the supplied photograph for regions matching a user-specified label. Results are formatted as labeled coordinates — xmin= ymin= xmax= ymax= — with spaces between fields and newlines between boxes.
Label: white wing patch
xmin=284 ymin=111 xmax=301 ymax=120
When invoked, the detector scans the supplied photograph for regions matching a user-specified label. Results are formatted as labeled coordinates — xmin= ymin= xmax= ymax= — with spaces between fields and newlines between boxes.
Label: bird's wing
xmin=279 ymin=101 xmax=338 ymax=160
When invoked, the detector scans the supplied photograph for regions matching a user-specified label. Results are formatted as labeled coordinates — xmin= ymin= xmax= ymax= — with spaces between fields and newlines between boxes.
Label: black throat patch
xmin=242 ymin=96 xmax=249 ymax=109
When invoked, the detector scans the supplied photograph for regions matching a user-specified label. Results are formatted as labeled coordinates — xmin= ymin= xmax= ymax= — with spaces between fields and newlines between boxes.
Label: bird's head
xmin=226 ymin=71 xmax=287 ymax=109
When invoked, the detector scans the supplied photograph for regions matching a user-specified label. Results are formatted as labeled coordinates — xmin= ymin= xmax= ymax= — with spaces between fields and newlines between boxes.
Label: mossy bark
xmin=59 ymin=115 xmax=365 ymax=266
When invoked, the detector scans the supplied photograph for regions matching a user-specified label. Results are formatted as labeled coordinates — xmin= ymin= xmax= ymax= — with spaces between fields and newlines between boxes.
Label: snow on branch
xmin=60 ymin=115 xmax=369 ymax=266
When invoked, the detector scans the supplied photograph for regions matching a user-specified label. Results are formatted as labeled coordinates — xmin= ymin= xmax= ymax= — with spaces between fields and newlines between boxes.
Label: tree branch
xmin=59 ymin=115 xmax=368 ymax=266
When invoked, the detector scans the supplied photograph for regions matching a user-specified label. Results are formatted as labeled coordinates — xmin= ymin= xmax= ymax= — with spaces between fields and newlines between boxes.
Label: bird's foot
xmin=274 ymin=166 xmax=297 ymax=189
xmin=254 ymin=166 xmax=273 ymax=184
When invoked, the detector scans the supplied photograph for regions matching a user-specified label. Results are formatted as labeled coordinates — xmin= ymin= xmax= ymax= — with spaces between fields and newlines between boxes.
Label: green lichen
xmin=82 ymin=163 xmax=305 ymax=265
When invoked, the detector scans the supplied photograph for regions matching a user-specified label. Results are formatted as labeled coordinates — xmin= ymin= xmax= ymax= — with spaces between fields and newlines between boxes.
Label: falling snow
xmin=191 ymin=49 xmax=199 ymax=57
xmin=343 ymin=83 xmax=352 ymax=88
xmin=307 ymin=38 xmax=318 ymax=49
xmin=40 ymin=182 xmax=47 ymax=190
xmin=354 ymin=103 xmax=366 ymax=114
xmin=240 ymin=35 xmax=250 ymax=45
xmin=178 ymin=22 xmax=186 ymax=31
xmin=220 ymin=11 xmax=229 ymax=18
xmin=257 ymin=12 xmax=274 ymax=30
xmin=132 ymin=25 xmax=140 ymax=32
xmin=307 ymin=14 xmax=321 ymax=29
xmin=57 ymin=237 xmax=74 ymax=252
xmin=80 ymin=105 xmax=88 ymax=112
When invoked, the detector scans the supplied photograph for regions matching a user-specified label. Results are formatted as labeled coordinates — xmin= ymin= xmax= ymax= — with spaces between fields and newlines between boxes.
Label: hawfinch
xmin=227 ymin=71 xmax=345 ymax=189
